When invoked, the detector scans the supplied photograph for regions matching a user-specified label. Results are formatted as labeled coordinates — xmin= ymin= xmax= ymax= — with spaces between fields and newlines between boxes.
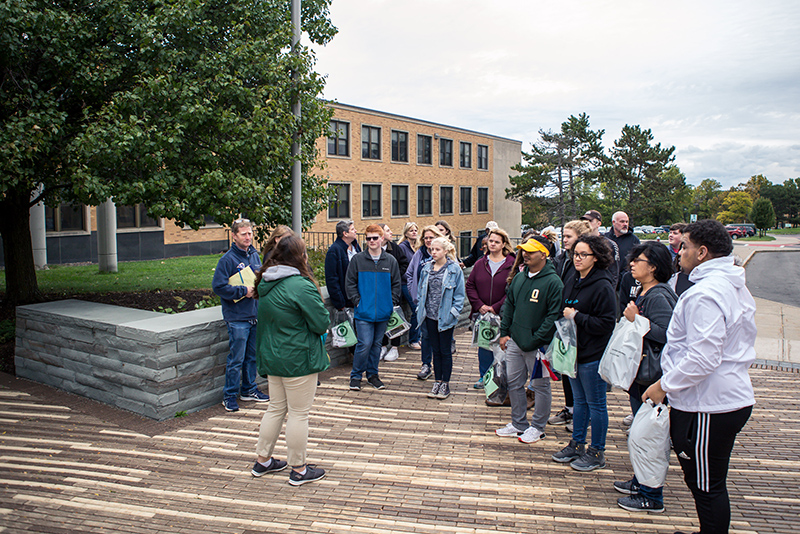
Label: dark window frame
xmin=391 ymin=130 xmax=409 ymax=163
xmin=44 ymin=202 xmax=88 ymax=233
xmin=460 ymin=186 xmax=472 ymax=214
xmin=477 ymin=144 xmax=489 ymax=170
xmin=439 ymin=138 xmax=453 ymax=167
xmin=417 ymin=134 xmax=433 ymax=165
xmin=439 ymin=185 xmax=454 ymax=215
xmin=362 ymin=183 xmax=382 ymax=218
xmin=459 ymin=141 xmax=472 ymax=169
xmin=477 ymin=187 xmax=489 ymax=213
xmin=361 ymin=125 xmax=381 ymax=160
xmin=391 ymin=184 xmax=409 ymax=217
xmin=328 ymin=120 xmax=350 ymax=157
xmin=328 ymin=182 xmax=351 ymax=219
xmin=417 ymin=185 xmax=433 ymax=216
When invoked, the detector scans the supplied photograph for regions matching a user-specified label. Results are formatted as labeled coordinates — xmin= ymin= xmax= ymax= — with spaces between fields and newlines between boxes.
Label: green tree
xmin=637 ymin=165 xmax=692 ymax=225
xmin=508 ymin=113 xmax=605 ymax=227
xmin=760 ymin=178 xmax=800 ymax=226
xmin=717 ymin=191 xmax=753 ymax=224
xmin=691 ymin=179 xmax=722 ymax=219
xmin=740 ymin=174 xmax=771 ymax=201
xmin=750 ymin=198 xmax=776 ymax=236
xmin=1 ymin=0 xmax=336 ymax=305
xmin=602 ymin=125 xmax=676 ymax=223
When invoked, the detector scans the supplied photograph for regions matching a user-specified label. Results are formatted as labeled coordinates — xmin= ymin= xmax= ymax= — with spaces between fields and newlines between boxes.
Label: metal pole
xmin=291 ymin=0 xmax=302 ymax=235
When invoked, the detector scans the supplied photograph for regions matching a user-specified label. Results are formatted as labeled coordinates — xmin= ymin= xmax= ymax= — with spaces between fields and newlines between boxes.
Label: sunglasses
xmin=365 ymin=236 xmax=381 ymax=241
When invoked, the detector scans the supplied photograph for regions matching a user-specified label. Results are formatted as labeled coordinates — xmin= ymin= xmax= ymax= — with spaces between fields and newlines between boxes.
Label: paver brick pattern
xmin=0 ymin=328 xmax=797 ymax=533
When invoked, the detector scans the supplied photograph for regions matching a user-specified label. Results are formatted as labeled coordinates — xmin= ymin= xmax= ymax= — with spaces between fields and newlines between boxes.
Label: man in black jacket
xmin=605 ymin=211 xmax=640 ymax=290
xmin=324 ymin=220 xmax=361 ymax=311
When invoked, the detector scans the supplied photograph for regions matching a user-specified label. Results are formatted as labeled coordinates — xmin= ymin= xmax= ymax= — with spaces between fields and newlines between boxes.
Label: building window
xmin=45 ymin=202 xmax=86 ymax=232
xmin=439 ymin=138 xmax=453 ymax=166
xmin=459 ymin=231 xmax=472 ymax=258
xmin=362 ymin=125 xmax=381 ymax=160
xmin=477 ymin=187 xmax=489 ymax=213
xmin=460 ymin=186 xmax=472 ymax=214
xmin=328 ymin=120 xmax=350 ymax=157
xmin=477 ymin=144 xmax=489 ymax=170
xmin=417 ymin=134 xmax=432 ymax=165
xmin=391 ymin=185 xmax=409 ymax=217
xmin=362 ymin=184 xmax=382 ymax=218
xmin=328 ymin=183 xmax=351 ymax=219
xmin=460 ymin=142 xmax=472 ymax=169
xmin=417 ymin=185 xmax=433 ymax=216
xmin=391 ymin=130 xmax=408 ymax=163
xmin=117 ymin=204 xmax=159 ymax=229
xmin=439 ymin=186 xmax=453 ymax=215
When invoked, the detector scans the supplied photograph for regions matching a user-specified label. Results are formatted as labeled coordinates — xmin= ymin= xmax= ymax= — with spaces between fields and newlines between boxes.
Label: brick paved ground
xmin=0 ymin=328 xmax=797 ymax=534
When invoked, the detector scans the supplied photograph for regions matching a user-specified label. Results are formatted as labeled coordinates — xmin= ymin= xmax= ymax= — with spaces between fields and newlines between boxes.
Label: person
xmin=548 ymin=219 xmax=591 ymax=429
xmin=398 ymin=222 xmax=421 ymax=350
xmin=605 ymin=211 xmax=640 ymax=288
xmin=581 ymin=210 xmax=620 ymax=289
xmin=435 ymin=220 xmax=456 ymax=246
xmin=415 ymin=236 xmax=465 ymax=400
xmin=613 ymin=241 xmax=678 ymax=513
xmin=465 ymin=227 xmax=515 ymax=388
xmin=379 ymin=223 xmax=409 ymax=362
xmin=667 ymin=223 xmax=687 ymax=261
xmin=260 ymin=225 xmax=293 ymax=265
xmin=406 ymin=225 xmax=445 ymax=380
xmin=212 ymin=218 xmax=270 ymax=412
xmin=643 ymin=219 xmax=756 ymax=534
xmin=551 ymin=234 xmax=616 ymax=471
xmin=251 ymin=235 xmax=329 ymax=486
xmin=495 ymin=236 xmax=563 ymax=444
xmin=346 ymin=224 xmax=401 ymax=391
xmin=325 ymin=220 xmax=361 ymax=312
xmin=461 ymin=220 xmax=500 ymax=268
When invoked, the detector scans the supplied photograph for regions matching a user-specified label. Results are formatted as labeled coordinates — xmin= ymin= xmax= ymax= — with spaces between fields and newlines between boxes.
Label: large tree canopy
xmin=1 ymin=0 xmax=336 ymax=305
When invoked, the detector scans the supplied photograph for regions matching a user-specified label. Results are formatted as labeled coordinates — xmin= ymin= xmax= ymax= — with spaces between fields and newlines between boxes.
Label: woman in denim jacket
xmin=416 ymin=237 xmax=466 ymax=400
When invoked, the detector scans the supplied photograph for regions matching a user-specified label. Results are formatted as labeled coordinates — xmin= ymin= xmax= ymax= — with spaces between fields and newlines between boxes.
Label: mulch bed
xmin=0 ymin=289 xmax=214 ymax=375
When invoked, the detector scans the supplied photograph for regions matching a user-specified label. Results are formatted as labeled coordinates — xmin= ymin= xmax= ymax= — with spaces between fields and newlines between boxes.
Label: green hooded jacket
xmin=256 ymin=266 xmax=330 ymax=377
xmin=499 ymin=260 xmax=564 ymax=352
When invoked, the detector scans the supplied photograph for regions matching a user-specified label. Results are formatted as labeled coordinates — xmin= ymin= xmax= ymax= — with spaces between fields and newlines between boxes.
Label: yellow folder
xmin=229 ymin=266 xmax=256 ymax=303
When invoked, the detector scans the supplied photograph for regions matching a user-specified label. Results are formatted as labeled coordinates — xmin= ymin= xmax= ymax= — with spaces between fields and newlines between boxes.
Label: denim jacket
xmin=416 ymin=259 xmax=466 ymax=331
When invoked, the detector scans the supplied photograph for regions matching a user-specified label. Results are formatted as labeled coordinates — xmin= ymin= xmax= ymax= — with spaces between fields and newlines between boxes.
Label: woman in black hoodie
xmin=551 ymin=234 xmax=616 ymax=472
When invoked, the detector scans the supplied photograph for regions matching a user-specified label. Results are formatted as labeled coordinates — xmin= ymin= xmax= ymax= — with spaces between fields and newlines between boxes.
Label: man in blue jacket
xmin=345 ymin=224 xmax=401 ymax=391
xmin=212 ymin=219 xmax=269 ymax=412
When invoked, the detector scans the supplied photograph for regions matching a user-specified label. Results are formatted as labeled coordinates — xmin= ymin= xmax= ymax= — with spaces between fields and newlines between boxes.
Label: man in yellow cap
xmin=495 ymin=236 xmax=564 ymax=444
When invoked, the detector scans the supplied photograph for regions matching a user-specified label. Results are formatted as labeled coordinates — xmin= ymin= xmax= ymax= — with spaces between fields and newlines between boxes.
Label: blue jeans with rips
xmin=351 ymin=319 xmax=388 ymax=380
xmin=223 ymin=320 xmax=259 ymax=400
xmin=569 ymin=359 xmax=609 ymax=451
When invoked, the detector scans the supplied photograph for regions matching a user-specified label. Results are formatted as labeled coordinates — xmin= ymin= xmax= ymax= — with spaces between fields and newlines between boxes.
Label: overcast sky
xmin=311 ymin=0 xmax=800 ymax=190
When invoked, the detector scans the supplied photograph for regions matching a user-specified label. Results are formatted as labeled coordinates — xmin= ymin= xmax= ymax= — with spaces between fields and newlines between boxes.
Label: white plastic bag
xmin=543 ymin=317 xmax=578 ymax=378
xmin=599 ymin=315 xmax=650 ymax=390
xmin=628 ymin=401 xmax=671 ymax=488
xmin=386 ymin=306 xmax=411 ymax=339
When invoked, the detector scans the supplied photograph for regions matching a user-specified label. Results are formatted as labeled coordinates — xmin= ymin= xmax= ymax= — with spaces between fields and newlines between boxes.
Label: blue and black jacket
xmin=344 ymin=250 xmax=401 ymax=323
xmin=212 ymin=243 xmax=261 ymax=322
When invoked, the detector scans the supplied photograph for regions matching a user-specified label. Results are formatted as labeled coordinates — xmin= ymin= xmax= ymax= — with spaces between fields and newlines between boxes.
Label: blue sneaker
xmin=240 ymin=389 xmax=270 ymax=402
xmin=251 ymin=458 xmax=288 ymax=477
xmin=222 ymin=397 xmax=239 ymax=412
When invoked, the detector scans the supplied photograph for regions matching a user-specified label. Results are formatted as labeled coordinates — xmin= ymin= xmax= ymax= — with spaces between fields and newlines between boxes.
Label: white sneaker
xmin=379 ymin=346 xmax=389 ymax=360
xmin=495 ymin=423 xmax=522 ymax=437
xmin=384 ymin=347 xmax=399 ymax=361
xmin=518 ymin=426 xmax=545 ymax=444
xmin=623 ymin=414 xmax=634 ymax=426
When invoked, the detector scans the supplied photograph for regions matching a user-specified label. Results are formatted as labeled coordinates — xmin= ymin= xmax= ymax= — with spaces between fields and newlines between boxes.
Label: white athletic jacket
xmin=661 ymin=256 xmax=756 ymax=413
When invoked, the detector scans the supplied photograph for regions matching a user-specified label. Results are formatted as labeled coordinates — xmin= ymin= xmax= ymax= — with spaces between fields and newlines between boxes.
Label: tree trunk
xmin=0 ymin=189 xmax=41 ymax=306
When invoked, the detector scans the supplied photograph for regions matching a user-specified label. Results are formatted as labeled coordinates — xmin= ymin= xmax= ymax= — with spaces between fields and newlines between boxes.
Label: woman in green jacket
xmin=251 ymin=235 xmax=330 ymax=486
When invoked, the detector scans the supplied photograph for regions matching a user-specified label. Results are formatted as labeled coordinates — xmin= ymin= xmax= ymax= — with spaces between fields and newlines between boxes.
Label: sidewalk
xmin=1 ymin=326 xmax=797 ymax=534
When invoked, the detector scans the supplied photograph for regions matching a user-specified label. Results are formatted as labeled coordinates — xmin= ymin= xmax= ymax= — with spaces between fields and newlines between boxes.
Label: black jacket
xmin=562 ymin=266 xmax=617 ymax=364
xmin=605 ymin=229 xmax=640 ymax=287
xmin=384 ymin=240 xmax=410 ymax=278
xmin=324 ymin=237 xmax=361 ymax=310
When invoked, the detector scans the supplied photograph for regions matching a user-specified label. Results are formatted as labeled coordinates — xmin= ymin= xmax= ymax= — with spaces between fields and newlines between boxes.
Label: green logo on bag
xmin=336 ymin=324 xmax=349 ymax=337
xmin=387 ymin=312 xmax=402 ymax=329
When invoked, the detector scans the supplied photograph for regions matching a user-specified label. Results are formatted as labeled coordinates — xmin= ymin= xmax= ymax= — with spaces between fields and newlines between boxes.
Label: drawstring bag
xmin=628 ymin=401 xmax=671 ymax=488
xmin=599 ymin=315 xmax=651 ymax=389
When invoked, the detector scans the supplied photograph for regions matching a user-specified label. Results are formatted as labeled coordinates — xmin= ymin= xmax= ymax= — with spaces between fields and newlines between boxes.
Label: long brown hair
xmin=256 ymin=235 xmax=320 ymax=294
xmin=255 ymin=225 xmax=294 ymax=286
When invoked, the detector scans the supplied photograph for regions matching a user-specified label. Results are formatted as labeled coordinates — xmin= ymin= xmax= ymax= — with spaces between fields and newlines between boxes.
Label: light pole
xmin=291 ymin=0 xmax=302 ymax=235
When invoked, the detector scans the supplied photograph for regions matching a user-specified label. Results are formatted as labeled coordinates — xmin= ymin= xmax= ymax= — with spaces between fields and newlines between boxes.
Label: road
xmin=745 ymin=249 xmax=800 ymax=307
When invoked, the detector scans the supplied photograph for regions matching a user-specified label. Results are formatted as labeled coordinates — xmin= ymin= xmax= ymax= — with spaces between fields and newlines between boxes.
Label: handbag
xmin=635 ymin=338 xmax=663 ymax=386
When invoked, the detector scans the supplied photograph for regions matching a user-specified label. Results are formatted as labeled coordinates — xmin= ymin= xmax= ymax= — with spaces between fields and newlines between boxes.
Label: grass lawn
xmin=769 ymin=227 xmax=800 ymax=235
xmin=739 ymin=235 xmax=776 ymax=242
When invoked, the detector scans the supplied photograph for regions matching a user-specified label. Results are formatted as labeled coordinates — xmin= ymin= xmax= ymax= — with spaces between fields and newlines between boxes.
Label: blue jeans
xmin=632 ymin=474 xmax=664 ymax=505
xmin=478 ymin=347 xmax=494 ymax=381
xmin=424 ymin=317 xmax=454 ymax=382
xmin=224 ymin=320 xmax=258 ymax=400
xmin=402 ymin=285 xmax=420 ymax=344
xmin=569 ymin=359 xmax=608 ymax=451
xmin=419 ymin=318 xmax=432 ymax=366
xmin=351 ymin=319 xmax=388 ymax=379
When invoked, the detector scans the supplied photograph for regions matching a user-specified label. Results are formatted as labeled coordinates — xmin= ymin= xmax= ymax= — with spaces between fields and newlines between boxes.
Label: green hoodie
xmin=499 ymin=261 xmax=564 ymax=352
xmin=256 ymin=266 xmax=330 ymax=377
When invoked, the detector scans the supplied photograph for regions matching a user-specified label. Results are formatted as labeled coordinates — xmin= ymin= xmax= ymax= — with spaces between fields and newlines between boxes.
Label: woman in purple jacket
xmin=465 ymin=228 xmax=516 ymax=388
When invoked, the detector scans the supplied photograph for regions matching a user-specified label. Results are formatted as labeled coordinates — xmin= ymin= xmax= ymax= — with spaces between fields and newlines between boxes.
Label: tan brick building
xmin=7 ymin=103 xmax=521 ymax=266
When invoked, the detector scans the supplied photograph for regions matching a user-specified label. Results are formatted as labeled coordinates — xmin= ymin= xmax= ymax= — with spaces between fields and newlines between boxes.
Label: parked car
xmin=725 ymin=226 xmax=746 ymax=239
xmin=729 ymin=224 xmax=756 ymax=236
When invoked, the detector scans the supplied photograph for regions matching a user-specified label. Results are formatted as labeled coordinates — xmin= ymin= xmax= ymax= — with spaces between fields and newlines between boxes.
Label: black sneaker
xmin=613 ymin=477 xmax=640 ymax=495
xmin=548 ymin=407 xmax=573 ymax=425
xmin=288 ymin=465 xmax=326 ymax=486
xmin=571 ymin=446 xmax=606 ymax=472
xmin=251 ymin=458 xmax=288 ymax=477
xmin=617 ymin=494 xmax=664 ymax=513
xmin=349 ymin=378 xmax=362 ymax=391
xmin=416 ymin=363 xmax=432 ymax=380
xmin=552 ymin=439 xmax=585 ymax=463
xmin=367 ymin=375 xmax=385 ymax=390
xmin=435 ymin=382 xmax=450 ymax=399
xmin=427 ymin=381 xmax=442 ymax=398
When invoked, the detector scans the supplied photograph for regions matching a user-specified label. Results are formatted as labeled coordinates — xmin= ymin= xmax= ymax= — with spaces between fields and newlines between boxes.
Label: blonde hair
xmin=487 ymin=228 xmax=514 ymax=257
xmin=417 ymin=225 xmax=444 ymax=250
xmin=399 ymin=222 xmax=419 ymax=248
xmin=564 ymin=219 xmax=591 ymax=237
xmin=429 ymin=236 xmax=458 ymax=262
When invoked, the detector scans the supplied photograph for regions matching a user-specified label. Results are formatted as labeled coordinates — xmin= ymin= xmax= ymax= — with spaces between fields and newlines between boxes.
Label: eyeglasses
xmin=631 ymin=258 xmax=650 ymax=264
xmin=573 ymin=252 xmax=595 ymax=260
xmin=365 ymin=236 xmax=381 ymax=241
xmin=233 ymin=218 xmax=250 ymax=223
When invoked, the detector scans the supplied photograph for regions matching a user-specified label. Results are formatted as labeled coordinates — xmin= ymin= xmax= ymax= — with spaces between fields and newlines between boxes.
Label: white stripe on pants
xmin=255 ymin=373 xmax=318 ymax=467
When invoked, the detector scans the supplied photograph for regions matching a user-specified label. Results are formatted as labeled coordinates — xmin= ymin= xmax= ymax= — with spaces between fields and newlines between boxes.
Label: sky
xmin=311 ymin=0 xmax=800 ymax=190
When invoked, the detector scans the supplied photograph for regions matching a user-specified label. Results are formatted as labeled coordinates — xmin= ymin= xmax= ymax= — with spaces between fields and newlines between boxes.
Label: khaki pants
xmin=255 ymin=373 xmax=318 ymax=467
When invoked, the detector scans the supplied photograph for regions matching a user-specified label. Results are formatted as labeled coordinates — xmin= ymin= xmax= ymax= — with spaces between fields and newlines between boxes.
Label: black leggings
xmin=670 ymin=406 xmax=752 ymax=534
